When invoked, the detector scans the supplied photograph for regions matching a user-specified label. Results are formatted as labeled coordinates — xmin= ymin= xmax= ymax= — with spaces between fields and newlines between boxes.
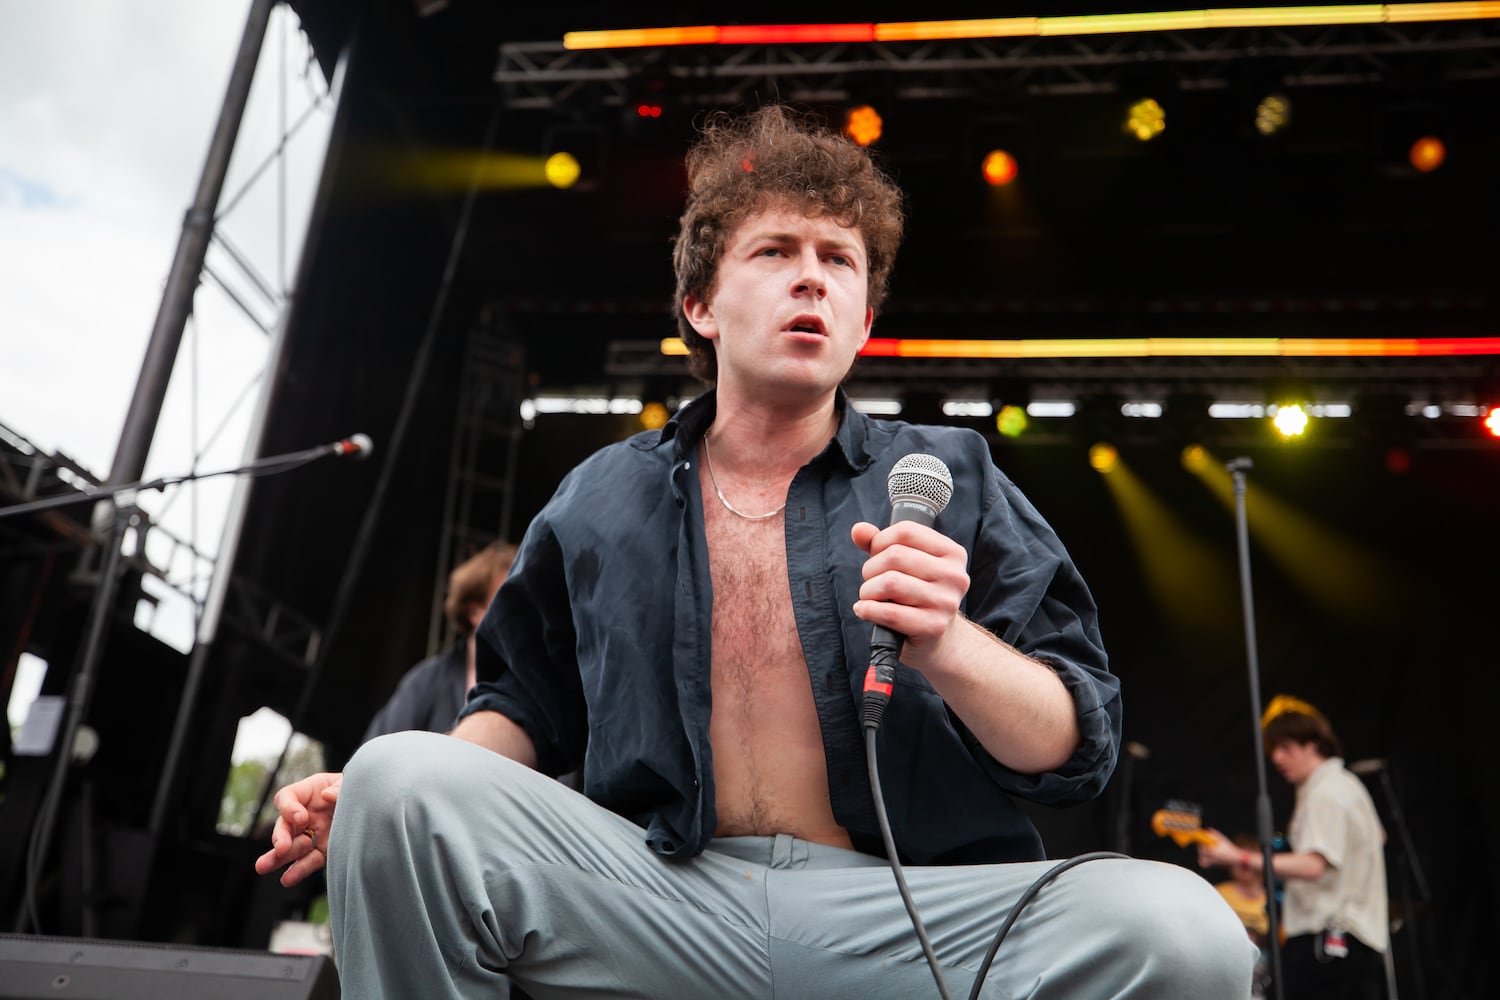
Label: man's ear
xmin=858 ymin=305 xmax=873 ymax=349
xmin=682 ymin=293 xmax=718 ymax=340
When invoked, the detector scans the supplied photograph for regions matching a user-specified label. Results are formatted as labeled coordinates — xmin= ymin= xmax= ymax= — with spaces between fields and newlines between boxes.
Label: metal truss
xmin=0 ymin=420 xmax=322 ymax=671
xmin=602 ymin=340 xmax=1500 ymax=416
xmin=426 ymin=317 xmax=527 ymax=656
xmin=496 ymin=21 xmax=1500 ymax=109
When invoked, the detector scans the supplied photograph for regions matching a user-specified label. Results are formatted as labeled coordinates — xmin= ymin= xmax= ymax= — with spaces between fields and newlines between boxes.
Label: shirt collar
xmin=642 ymin=386 xmax=878 ymax=474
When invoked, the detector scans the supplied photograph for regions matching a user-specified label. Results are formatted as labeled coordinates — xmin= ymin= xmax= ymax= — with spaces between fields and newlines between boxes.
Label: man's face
xmin=683 ymin=203 xmax=873 ymax=404
xmin=1269 ymin=739 xmax=1323 ymax=786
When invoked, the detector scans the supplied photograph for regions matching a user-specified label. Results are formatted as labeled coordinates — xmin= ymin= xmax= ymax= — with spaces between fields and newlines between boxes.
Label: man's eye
xmin=758 ymin=247 xmax=785 ymax=257
xmin=829 ymin=254 xmax=852 ymax=267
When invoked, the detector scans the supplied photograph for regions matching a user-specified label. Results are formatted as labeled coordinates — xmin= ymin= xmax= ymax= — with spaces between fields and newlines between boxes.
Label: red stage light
xmin=636 ymin=103 xmax=662 ymax=118
xmin=981 ymin=149 xmax=1018 ymax=186
xmin=1409 ymin=135 xmax=1445 ymax=172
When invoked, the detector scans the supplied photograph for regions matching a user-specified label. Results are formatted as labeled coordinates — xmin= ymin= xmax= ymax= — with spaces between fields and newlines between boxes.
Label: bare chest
xmin=701 ymin=501 xmax=804 ymax=681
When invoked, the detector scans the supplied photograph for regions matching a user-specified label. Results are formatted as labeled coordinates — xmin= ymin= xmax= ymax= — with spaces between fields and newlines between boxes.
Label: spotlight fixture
xmin=1485 ymin=408 xmax=1500 ymax=439
xmin=543 ymin=152 xmax=580 ymax=189
xmin=942 ymin=400 xmax=994 ymax=418
xmin=541 ymin=122 xmax=606 ymax=190
xmin=845 ymin=104 xmax=883 ymax=146
xmin=996 ymin=405 xmax=1028 ymax=438
xmin=1254 ymin=93 xmax=1292 ymax=136
xmin=1121 ymin=401 xmax=1164 ymax=418
xmin=981 ymin=149 xmax=1018 ymax=186
xmin=640 ymin=402 xmax=670 ymax=430
xmin=1125 ymin=98 xmax=1166 ymax=141
xmin=1089 ymin=443 xmax=1120 ymax=473
xmin=1409 ymin=135 xmax=1446 ymax=173
xmin=1271 ymin=403 xmax=1309 ymax=437
xmin=522 ymin=396 xmax=644 ymax=417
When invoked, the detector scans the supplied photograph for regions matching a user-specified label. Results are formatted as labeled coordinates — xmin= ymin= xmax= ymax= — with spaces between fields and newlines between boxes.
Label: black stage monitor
xmin=0 ymin=934 xmax=339 ymax=999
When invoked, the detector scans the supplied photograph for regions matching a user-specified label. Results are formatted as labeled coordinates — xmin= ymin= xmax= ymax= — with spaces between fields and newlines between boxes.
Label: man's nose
xmin=792 ymin=250 xmax=828 ymax=298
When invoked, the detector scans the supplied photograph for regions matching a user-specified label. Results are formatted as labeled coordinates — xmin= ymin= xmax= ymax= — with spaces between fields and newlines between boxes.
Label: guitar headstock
xmin=1150 ymin=799 xmax=1217 ymax=848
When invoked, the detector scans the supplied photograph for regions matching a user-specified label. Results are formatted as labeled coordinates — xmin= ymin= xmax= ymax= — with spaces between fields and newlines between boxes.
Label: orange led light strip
xmin=564 ymin=4 xmax=1500 ymax=49
xmin=658 ymin=338 xmax=1500 ymax=359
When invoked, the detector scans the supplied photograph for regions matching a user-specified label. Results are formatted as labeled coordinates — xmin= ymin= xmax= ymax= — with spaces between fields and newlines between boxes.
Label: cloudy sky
xmin=1 ymin=2 xmax=337 ymax=753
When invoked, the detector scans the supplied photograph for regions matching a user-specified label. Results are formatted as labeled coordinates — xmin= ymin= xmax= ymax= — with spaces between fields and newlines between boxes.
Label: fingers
xmin=855 ymin=520 xmax=968 ymax=579
xmin=253 ymin=815 xmax=327 ymax=885
xmin=277 ymin=842 xmax=328 ymax=888
xmin=256 ymin=773 xmax=340 ymax=885
xmin=272 ymin=782 xmax=314 ymax=830
xmin=856 ymin=533 xmax=968 ymax=609
xmin=850 ymin=521 xmax=969 ymax=646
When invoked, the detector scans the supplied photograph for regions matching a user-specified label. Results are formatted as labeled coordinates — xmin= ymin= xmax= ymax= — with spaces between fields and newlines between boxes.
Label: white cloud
xmin=0 ymin=1 xmax=338 ymax=650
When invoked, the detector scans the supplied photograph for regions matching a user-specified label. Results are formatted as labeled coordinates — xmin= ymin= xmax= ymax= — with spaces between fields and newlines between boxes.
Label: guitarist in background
xmin=1199 ymin=696 xmax=1389 ymax=1000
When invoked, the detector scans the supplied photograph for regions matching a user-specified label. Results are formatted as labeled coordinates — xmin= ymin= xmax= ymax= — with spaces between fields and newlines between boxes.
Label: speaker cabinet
xmin=0 ymin=934 xmax=339 ymax=999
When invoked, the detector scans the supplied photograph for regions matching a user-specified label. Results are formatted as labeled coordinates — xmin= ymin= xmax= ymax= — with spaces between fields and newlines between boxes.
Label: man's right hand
xmin=253 ymin=771 xmax=342 ymax=887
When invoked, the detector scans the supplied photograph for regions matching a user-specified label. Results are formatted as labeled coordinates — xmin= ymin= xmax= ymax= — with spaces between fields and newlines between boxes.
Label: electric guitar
xmin=1150 ymin=800 xmax=1220 ymax=848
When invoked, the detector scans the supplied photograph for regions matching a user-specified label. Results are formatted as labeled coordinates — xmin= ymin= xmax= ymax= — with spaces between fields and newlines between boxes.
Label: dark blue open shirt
xmin=464 ymin=390 xmax=1120 ymax=864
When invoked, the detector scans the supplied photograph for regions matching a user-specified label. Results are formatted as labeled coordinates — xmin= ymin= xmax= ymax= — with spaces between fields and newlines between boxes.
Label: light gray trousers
xmin=328 ymin=732 xmax=1255 ymax=999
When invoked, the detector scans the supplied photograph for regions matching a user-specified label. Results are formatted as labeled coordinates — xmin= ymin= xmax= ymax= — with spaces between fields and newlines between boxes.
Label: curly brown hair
xmin=671 ymin=104 xmax=905 ymax=384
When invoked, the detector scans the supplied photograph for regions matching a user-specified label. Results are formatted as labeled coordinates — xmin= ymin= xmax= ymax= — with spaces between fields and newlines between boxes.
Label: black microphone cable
xmin=870 ymin=653 xmax=1128 ymax=995
xmin=861 ymin=452 xmax=1129 ymax=996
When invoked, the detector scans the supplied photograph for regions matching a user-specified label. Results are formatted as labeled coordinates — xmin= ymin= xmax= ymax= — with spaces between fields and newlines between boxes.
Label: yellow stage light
xmin=1181 ymin=444 xmax=1209 ymax=473
xmin=845 ymin=105 xmax=883 ymax=146
xmin=1272 ymin=403 xmax=1309 ymax=437
xmin=996 ymin=405 xmax=1028 ymax=438
xmin=544 ymin=151 xmax=581 ymax=189
xmin=1409 ymin=135 xmax=1446 ymax=172
xmin=1125 ymin=98 xmax=1166 ymax=141
xmin=640 ymin=402 xmax=670 ymax=430
xmin=981 ymin=149 xmax=1019 ymax=185
xmin=1089 ymin=443 xmax=1120 ymax=473
xmin=1255 ymin=93 xmax=1292 ymax=136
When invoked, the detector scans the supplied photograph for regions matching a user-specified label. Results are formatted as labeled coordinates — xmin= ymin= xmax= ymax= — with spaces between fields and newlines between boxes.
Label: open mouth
xmin=786 ymin=316 xmax=826 ymax=336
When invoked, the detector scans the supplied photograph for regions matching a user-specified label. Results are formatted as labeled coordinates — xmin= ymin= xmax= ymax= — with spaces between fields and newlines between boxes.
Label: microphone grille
xmin=887 ymin=453 xmax=954 ymax=514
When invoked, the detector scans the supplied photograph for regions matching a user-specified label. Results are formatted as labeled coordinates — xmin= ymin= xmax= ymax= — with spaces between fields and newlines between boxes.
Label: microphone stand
xmin=4 ymin=437 xmax=365 ymax=933
xmin=1227 ymin=457 xmax=1284 ymax=1000
xmin=0 ymin=440 xmax=355 ymax=522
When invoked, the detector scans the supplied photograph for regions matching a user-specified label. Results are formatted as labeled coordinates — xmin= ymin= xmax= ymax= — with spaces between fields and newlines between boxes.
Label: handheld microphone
xmin=862 ymin=453 xmax=954 ymax=730
xmin=331 ymin=433 xmax=374 ymax=459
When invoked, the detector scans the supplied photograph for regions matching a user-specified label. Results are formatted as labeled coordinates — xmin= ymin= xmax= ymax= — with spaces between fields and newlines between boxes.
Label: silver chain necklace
xmin=701 ymin=433 xmax=786 ymax=521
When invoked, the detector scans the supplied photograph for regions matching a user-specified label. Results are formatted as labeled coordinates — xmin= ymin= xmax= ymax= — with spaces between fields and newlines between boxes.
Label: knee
xmin=345 ymin=730 xmax=454 ymax=799
xmin=1128 ymin=863 xmax=1260 ymax=995
xmin=1103 ymin=861 xmax=1257 ymax=994
xmin=340 ymin=731 xmax=509 ymax=835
